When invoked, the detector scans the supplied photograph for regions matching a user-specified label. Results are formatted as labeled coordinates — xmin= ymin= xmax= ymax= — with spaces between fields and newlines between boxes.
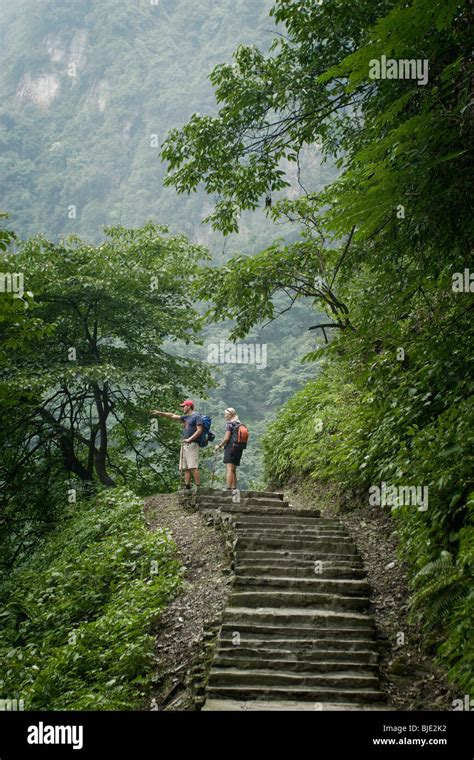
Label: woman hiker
xmin=214 ymin=407 xmax=247 ymax=492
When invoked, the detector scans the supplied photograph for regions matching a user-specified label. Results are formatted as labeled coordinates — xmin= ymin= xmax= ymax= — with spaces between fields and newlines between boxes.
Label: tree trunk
xmin=91 ymin=382 xmax=116 ymax=487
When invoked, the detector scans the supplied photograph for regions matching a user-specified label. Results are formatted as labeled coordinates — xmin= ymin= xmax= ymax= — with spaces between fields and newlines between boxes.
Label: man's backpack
xmin=198 ymin=415 xmax=215 ymax=448
xmin=231 ymin=422 xmax=249 ymax=448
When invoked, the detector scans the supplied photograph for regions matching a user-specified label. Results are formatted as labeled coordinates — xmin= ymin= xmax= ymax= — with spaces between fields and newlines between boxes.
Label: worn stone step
xmin=235 ymin=555 xmax=363 ymax=565
xmin=216 ymin=645 xmax=379 ymax=663
xmin=206 ymin=685 xmax=385 ymax=703
xmin=229 ymin=513 xmax=333 ymax=523
xmin=218 ymin=632 xmax=378 ymax=649
xmin=233 ymin=527 xmax=349 ymax=539
xmin=234 ymin=525 xmax=350 ymax=537
xmin=203 ymin=698 xmax=388 ymax=711
xmin=203 ymin=496 xmax=289 ymax=505
xmin=208 ymin=668 xmax=380 ymax=690
xmin=233 ymin=576 xmax=370 ymax=595
xmin=214 ymin=655 xmax=379 ymax=673
xmin=231 ymin=520 xmax=345 ymax=529
xmin=196 ymin=488 xmax=233 ymax=498
xmin=196 ymin=488 xmax=284 ymax=499
xmin=228 ymin=590 xmax=369 ymax=611
xmin=235 ymin=550 xmax=364 ymax=564
xmin=232 ymin=511 xmax=344 ymax=520
xmin=231 ymin=507 xmax=330 ymax=530
xmin=221 ymin=506 xmax=321 ymax=517
xmin=234 ymin=563 xmax=367 ymax=579
xmin=244 ymin=491 xmax=285 ymax=500
xmin=222 ymin=607 xmax=375 ymax=630
xmin=234 ymin=533 xmax=353 ymax=546
xmin=231 ymin=512 xmax=343 ymax=522
xmin=235 ymin=537 xmax=357 ymax=554
xmin=202 ymin=496 xmax=290 ymax=507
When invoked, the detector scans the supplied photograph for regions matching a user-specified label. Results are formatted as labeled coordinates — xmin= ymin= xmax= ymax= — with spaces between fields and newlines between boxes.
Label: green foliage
xmin=263 ymin=271 xmax=474 ymax=691
xmin=193 ymin=307 xmax=318 ymax=486
xmin=2 ymin=0 xmax=472 ymax=702
xmin=163 ymin=0 xmax=471 ymax=243
xmin=262 ymin=361 xmax=365 ymax=487
xmin=0 ymin=222 xmax=212 ymax=568
xmin=0 ymin=0 xmax=325 ymax=489
xmin=0 ymin=488 xmax=182 ymax=710
xmin=196 ymin=219 xmax=349 ymax=341
xmin=164 ymin=0 xmax=473 ymax=693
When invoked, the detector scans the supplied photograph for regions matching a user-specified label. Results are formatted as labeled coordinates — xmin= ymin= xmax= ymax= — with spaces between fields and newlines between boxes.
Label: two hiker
xmin=150 ymin=401 xmax=247 ymax=490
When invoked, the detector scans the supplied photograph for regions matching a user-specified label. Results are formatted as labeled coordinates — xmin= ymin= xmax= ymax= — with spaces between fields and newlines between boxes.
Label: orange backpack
xmin=233 ymin=422 xmax=249 ymax=448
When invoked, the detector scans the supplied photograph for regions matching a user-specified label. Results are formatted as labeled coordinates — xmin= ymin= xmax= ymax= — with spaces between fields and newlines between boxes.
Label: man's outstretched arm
xmin=150 ymin=409 xmax=182 ymax=420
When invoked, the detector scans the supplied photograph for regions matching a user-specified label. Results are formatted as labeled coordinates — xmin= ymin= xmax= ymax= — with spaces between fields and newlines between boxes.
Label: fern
xmin=410 ymin=552 xmax=470 ymax=630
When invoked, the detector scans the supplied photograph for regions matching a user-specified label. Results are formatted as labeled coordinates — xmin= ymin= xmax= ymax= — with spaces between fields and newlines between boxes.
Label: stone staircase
xmin=195 ymin=488 xmax=385 ymax=711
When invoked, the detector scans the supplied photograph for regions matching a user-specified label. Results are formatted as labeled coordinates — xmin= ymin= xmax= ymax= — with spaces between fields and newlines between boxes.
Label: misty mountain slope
xmin=1 ymin=0 xmax=280 ymax=244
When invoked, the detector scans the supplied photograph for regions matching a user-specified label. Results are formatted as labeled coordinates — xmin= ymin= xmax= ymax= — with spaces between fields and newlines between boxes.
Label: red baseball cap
xmin=179 ymin=399 xmax=194 ymax=407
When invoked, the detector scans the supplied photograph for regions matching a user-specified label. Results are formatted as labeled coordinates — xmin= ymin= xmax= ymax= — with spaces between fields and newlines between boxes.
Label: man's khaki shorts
xmin=179 ymin=442 xmax=199 ymax=470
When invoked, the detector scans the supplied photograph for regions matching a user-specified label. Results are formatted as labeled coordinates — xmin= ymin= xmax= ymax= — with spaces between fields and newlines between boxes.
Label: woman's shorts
xmin=223 ymin=444 xmax=244 ymax=466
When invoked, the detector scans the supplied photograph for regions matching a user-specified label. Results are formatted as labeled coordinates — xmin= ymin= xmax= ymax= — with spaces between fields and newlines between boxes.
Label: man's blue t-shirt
xmin=180 ymin=413 xmax=203 ymax=441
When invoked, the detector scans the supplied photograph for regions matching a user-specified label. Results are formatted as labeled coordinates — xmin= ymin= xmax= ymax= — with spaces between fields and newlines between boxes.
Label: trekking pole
xmin=179 ymin=441 xmax=186 ymax=490
xmin=211 ymin=449 xmax=218 ymax=486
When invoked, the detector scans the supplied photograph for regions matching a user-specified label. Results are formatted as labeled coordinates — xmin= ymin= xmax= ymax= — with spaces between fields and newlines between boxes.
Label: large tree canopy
xmin=162 ymin=0 xmax=471 ymax=254
xmin=162 ymin=0 xmax=472 ymax=342
xmin=0 ymin=221 xmax=212 ymax=567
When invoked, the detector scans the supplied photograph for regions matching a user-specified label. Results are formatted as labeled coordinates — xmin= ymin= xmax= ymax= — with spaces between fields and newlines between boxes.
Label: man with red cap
xmin=150 ymin=401 xmax=203 ymax=489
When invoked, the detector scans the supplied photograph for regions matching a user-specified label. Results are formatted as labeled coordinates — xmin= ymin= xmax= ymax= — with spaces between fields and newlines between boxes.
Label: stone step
xmin=196 ymin=488 xmax=284 ymax=500
xmin=214 ymin=655 xmax=379 ymax=673
xmin=216 ymin=645 xmax=379 ymax=663
xmin=196 ymin=488 xmax=233 ymax=498
xmin=203 ymin=698 xmax=388 ymax=711
xmin=218 ymin=632 xmax=379 ymax=649
xmin=233 ymin=525 xmax=350 ymax=536
xmin=244 ymin=491 xmax=285 ymax=500
xmin=227 ymin=590 xmax=369 ymax=611
xmin=234 ymin=537 xmax=357 ymax=554
xmin=234 ymin=532 xmax=353 ymax=545
xmin=221 ymin=506 xmax=321 ymax=517
xmin=200 ymin=487 xmax=383 ymax=710
xmin=234 ymin=563 xmax=367 ymax=579
xmin=235 ymin=550 xmax=364 ymax=564
xmin=201 ymin=496 xmax=290 ymax=508
xmin=206 ymin=685 xmax=385 ymax=703
xmin=231 ymin=515 xmax=341 ymax=527
xmin=208 ymin=668 xmax=380 ymax=690
xmin=222 ymin=607 xmax=375 ymax=630
xmin=233 ymin=576 xmax=370 ymax=595
xmin=235 ymin=525 xmax=354 ymax=545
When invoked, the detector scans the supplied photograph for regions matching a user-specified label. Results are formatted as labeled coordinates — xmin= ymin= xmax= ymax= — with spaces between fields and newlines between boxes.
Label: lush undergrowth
xmin=0 ymin=489 xmax=182 ymax=710
xmin=263 ymin=279 xmax=474 ymax=695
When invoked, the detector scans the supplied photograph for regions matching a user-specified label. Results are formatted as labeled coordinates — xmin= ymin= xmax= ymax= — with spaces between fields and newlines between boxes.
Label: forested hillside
xmin=162 ymin=0 xmax=473 ymax=694
xmin=0 ymin=0 xmax=331 ymax=484
xmin=0 ymin=0 xmax=327 ymax=709
xmin=0 ymin=0 xmax=472 ymax=715
xmin=0 ymin=0 xmax=273 ymax=244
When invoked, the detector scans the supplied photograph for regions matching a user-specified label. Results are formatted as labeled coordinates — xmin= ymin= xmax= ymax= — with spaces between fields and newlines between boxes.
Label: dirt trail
xmin=144 ymin=492 xmax=232 ymax=709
